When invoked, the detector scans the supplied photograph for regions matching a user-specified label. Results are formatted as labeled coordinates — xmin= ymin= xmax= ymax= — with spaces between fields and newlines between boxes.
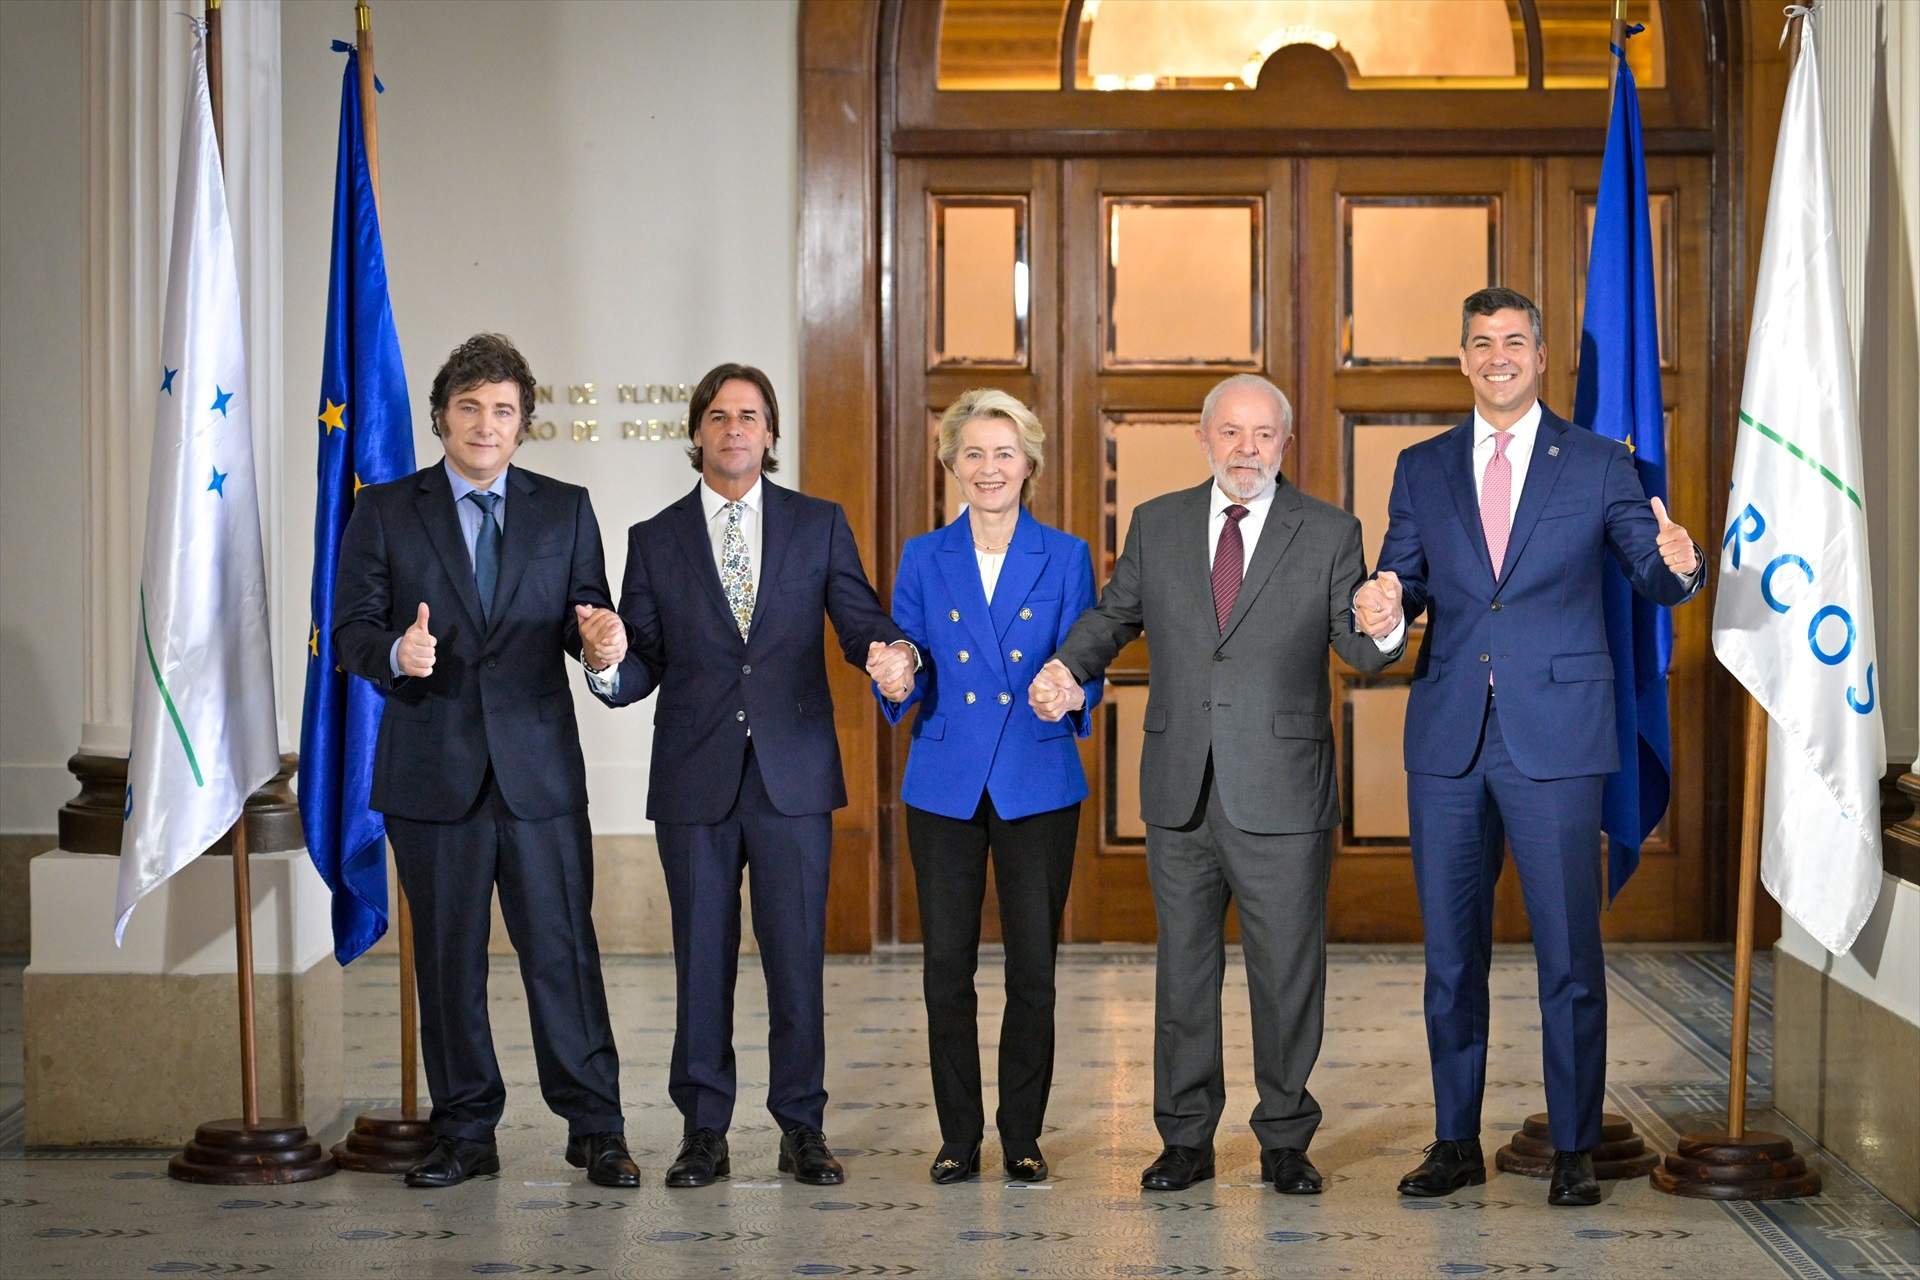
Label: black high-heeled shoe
xmin=929 ymin=1140 xmax=982 ymax=1184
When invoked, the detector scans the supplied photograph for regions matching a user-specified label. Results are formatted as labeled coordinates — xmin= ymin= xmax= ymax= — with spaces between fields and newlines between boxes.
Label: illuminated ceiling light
xmin=1240 ymin=25 xmax=1340 ymax=87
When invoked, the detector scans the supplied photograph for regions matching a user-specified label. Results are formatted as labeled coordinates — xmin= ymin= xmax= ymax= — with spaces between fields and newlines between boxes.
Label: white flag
xmin=116 ymin=28 xmax=279 ymax=942
xmin=1711 ymin=20 xmax=1884 ymax=956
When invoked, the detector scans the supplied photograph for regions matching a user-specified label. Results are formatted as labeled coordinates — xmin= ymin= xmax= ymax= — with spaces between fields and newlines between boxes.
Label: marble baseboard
xmin=23 ymin=963 xmax=342 ymax=1147
xmin=1773 ymin=944 xmax=1920 ymax=1218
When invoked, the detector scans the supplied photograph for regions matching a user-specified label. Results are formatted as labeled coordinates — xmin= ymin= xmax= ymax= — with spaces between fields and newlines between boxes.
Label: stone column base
xmin=24 ymin=850 xmax=342 ymax=1148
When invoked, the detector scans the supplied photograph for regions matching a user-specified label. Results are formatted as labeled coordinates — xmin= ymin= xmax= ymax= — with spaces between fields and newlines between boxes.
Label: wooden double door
xmin=882 ymin=151 xmax=1713 ymax=946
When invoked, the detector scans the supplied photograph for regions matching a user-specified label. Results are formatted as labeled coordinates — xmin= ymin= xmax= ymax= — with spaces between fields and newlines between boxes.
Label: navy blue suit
xmin=333 ymin=462 xmax=624 ymax=1143
xmin=1375 ymin=407 xmax=1700 ymax=1150
xmin=594 ymin=479 xmax=903 ymax=1135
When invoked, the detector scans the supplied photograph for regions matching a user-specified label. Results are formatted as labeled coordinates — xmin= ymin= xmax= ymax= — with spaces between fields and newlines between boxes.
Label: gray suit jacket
xmin=1054 ymin=479 xmax=1400 ymax=835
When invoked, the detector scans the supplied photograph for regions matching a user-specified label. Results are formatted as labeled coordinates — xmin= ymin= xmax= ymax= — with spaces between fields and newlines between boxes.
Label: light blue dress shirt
xmin=388 ymin=460 xmax=508 ymax=676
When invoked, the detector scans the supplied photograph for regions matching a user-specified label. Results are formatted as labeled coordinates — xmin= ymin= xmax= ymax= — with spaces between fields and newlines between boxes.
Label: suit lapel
xmin=936 ymin=514 xmax=1003 ymax=680
xmin=414 ymin=463 xmax=487 ymax=635
xmin=670 ymin=485 xmax=741 ymax=640
xmin=990 ymin=508 xmax=1050 ymax=642
xmin=747 ymin=481 xmax=791 ymax=635
xmin=1439 ymin=417 xmax=1497 ymax=583
xmin=485 ymin=467 xmax=543 ymax=636
xmin=1218 ymin=479 xmax=1302 ymax=647
xmin=1172 ymin=482 xmax=1217 ymax=626
xmin=1493 ymin=409 xmax=1570 ymax=593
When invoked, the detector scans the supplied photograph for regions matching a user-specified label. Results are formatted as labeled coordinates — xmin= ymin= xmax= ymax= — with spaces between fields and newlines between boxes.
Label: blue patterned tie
xmin=467 ymin=490 xmax=501 ymax=624
xmin=719 ymin=501 xmax=755 ymax=641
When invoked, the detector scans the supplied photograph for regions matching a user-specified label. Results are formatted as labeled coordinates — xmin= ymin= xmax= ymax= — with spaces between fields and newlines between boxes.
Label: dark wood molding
xmin=798 ymin=0 xmax=885 ymax=953
xmin=893 ymin=127 xmax=1717 ymax=159
xmin=58 ymin=752 xmax=303 ymax=856
xmin=1883 ymin=768 xmax=1920 ymax=888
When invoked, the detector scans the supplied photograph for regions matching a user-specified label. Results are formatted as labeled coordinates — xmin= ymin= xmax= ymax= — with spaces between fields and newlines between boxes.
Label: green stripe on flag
xmin=139 ymin=585 xmax=204 ymax=787
xmin=1738 ymin=409 xmax=1864 ymax=509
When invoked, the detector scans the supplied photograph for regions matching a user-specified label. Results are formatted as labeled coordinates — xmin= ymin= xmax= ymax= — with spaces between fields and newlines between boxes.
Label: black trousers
xmin=386 ymin=771 xmax=623 ymax=1143
xmin=655 ymin=744 xmax=833 ymax=1135
xmin=906 ymin=797 xmax=1079 ymax=1146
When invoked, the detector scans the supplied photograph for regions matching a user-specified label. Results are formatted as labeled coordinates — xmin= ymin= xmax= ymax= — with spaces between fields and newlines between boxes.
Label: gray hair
xmin=1200 ymin=374 xmax=1293 ymax=436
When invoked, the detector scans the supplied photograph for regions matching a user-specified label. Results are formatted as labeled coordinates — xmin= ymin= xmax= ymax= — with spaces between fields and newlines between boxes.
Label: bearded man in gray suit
xmin=1030 ymin=374 xmax=1401 ymax=1194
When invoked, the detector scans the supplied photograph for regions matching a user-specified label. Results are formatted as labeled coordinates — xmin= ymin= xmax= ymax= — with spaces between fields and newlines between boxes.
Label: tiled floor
xmin=2 ymin=946 xmax=1915 ymax=1279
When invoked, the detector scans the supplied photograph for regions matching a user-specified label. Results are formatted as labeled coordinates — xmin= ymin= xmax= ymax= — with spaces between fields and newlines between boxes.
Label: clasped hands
xmin=1027 ymin=659 xmax=1084 ymax=723
xmin=1352 ymin=572 xmax=1404 ymax=640
xmin=866 ymin=641 xmax=917 ymax=701
xmin=574 ymin=604 xmax=627 ymax=672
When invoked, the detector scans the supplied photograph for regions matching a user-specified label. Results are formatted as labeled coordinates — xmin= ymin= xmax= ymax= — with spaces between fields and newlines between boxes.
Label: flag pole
xmin=1652 ymin=7 xmax=1820 ymax=1201
xmin=329 ymin=0 xmax=434 ymax=1174
xmin=171 ymin=0 xmax=334 ymax=1184
xmin=352 ymin=0 xmax=416 ymax=1123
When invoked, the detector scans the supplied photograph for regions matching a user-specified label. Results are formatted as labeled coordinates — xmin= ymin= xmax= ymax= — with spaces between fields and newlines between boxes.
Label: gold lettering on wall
xmin=514 ymin=379 xmax=696 ymax=443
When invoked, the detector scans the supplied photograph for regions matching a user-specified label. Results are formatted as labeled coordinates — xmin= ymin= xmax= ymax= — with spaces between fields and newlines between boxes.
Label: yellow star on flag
xmin=353 ymin=473 xmax=366 ymax=499
xmin=318 ymin=400 xmax=346 ymax=434
xmin=308 ymin=623 xmax=320 ymax=657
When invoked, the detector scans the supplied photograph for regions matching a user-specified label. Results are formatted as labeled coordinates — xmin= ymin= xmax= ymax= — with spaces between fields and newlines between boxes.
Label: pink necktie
xmin=1481 ymin=431 xmax=1514 ymax=578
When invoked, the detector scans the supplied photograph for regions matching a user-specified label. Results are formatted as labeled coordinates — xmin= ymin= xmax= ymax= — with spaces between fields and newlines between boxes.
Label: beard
xmin=1212 ymin=456 xmax=1274 ymax=500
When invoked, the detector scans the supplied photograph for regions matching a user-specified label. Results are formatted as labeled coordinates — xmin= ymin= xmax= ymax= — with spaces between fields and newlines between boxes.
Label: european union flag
xmin=298 ymin=43 xmax=414 ymax=963
xmin=1574 ymin=30 xmax=1671 ymax=901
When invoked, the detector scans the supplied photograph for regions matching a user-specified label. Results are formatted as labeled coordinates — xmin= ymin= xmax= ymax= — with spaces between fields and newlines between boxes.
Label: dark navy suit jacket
xmin=332 ymin=462 xmax=612 ymax=822
xmin=879 ymin=508 xmax=1102 ymax=821
xmin=1374 ymin=406 xmax=1701 ymax=781
xmin=593 ymin=480 xmax=904 ymax=823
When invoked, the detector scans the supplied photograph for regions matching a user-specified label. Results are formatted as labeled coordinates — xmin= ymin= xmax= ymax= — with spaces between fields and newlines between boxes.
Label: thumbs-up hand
xmin=575 ymin=603 xmax=628 ymax=672
xmin=1650 ymin=497 xmax=1698 ymax=575
xmin=398 ymin=602 xmax=436 ymax=677
xmin=1353 ymin=570 xmax=1403 ymax=639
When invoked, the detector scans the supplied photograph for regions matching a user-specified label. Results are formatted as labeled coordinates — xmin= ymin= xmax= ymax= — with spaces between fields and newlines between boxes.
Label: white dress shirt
xmin=975 ymin=549 xmax=1006 ymax=604
xmin=1364 ymin=397 xmax=1692 ymax=651
xmin=1208 ymin=476 xmax=1278 ymax=571
xmin=701 ymin=477 xmax=765 ymax=582
xmin=585 ymin=479 xmax=765 ymax=698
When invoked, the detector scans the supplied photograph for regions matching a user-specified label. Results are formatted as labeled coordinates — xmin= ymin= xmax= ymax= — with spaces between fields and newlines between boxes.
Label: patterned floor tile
xmin=1 ymin=947 xmax=1914 ymax=1279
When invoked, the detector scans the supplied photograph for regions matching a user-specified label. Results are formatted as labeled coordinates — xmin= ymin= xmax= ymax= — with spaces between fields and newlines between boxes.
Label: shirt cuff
xmin=584 ymin=663 xmax=619 ymax=697
xmin=388 ymin=635 xmax=406 ymax=679
xmin=892 ymin=638 xmax=922 ymax=671
xmin=1372 ymin=615 xmax=1407 ymax=653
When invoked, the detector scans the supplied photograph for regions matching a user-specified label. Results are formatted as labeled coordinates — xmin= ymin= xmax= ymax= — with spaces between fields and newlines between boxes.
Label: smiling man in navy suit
xmin=333 ymin=333 xmax=638 ymax=1190
xmin=1356 ymin=289 xmax=1703 ymax=1206
xmin=589 ymin=362 xmax=914 ymax=1189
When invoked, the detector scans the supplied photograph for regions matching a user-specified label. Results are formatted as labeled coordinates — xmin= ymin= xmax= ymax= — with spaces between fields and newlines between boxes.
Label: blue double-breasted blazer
xmin=880 ymin=508 xmax=1102 ymax=821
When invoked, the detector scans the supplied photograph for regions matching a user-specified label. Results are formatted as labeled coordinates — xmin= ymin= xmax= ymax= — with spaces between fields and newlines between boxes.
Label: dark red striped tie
xmin=1212 ymin=504 xmax=1249 ymax=633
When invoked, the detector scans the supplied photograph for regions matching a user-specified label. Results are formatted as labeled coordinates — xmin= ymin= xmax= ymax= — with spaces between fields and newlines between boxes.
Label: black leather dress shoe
xmin=1397 ymin=1138 xmax=1486 ymax=1197
xmin=404 ymin=1136 xmax=500 ymax=1188
xmin=929 ymin=1140 xmax=981 ymax=1185
xmin=778 ymin=1126 xmax=845 ymax=1186
xmin=564 ymin=1132 xmax=640 ymax=1188
xmin=664 ymin=1128 xmax=730 ymax=1188
xmin=1548 ymin=1149 xmax=1601 ymax=1206
xmin=1140 ymin=1145 xmax=1215 ymax=1191
xmin=1261 ymin=1147 xmax=1323 ymax=1195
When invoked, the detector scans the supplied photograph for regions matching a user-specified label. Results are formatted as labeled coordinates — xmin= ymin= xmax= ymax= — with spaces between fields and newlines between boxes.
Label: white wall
xmin=0 ymin=1 xmax=87 ymax=831
xmin=277 ymin=0 xmax=801 ymax=833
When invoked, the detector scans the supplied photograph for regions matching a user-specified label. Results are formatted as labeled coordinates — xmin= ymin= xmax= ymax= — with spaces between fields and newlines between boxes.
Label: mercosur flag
xmin=116 ymin=27 xmax=280 ymax=943
xmin=1712 ymin=19 xmax=1884 ymax=955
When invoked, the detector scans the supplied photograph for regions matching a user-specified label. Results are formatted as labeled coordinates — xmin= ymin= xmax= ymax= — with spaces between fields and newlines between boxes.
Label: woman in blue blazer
xmin=874 ymin=389 xmax=1102 ymax=1186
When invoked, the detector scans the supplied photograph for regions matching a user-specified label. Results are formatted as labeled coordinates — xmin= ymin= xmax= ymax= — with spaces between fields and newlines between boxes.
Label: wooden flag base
xmin=331 ymin=1108 xmax=435 ymax=1174
xmin=1494 ymin=1112 xmax=1660 ymax=1179
xmin=1650 ymin=1130 xmax=1822 ymax=1200
xmin=168 ymin=1118 xmax=338 ymax=1185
